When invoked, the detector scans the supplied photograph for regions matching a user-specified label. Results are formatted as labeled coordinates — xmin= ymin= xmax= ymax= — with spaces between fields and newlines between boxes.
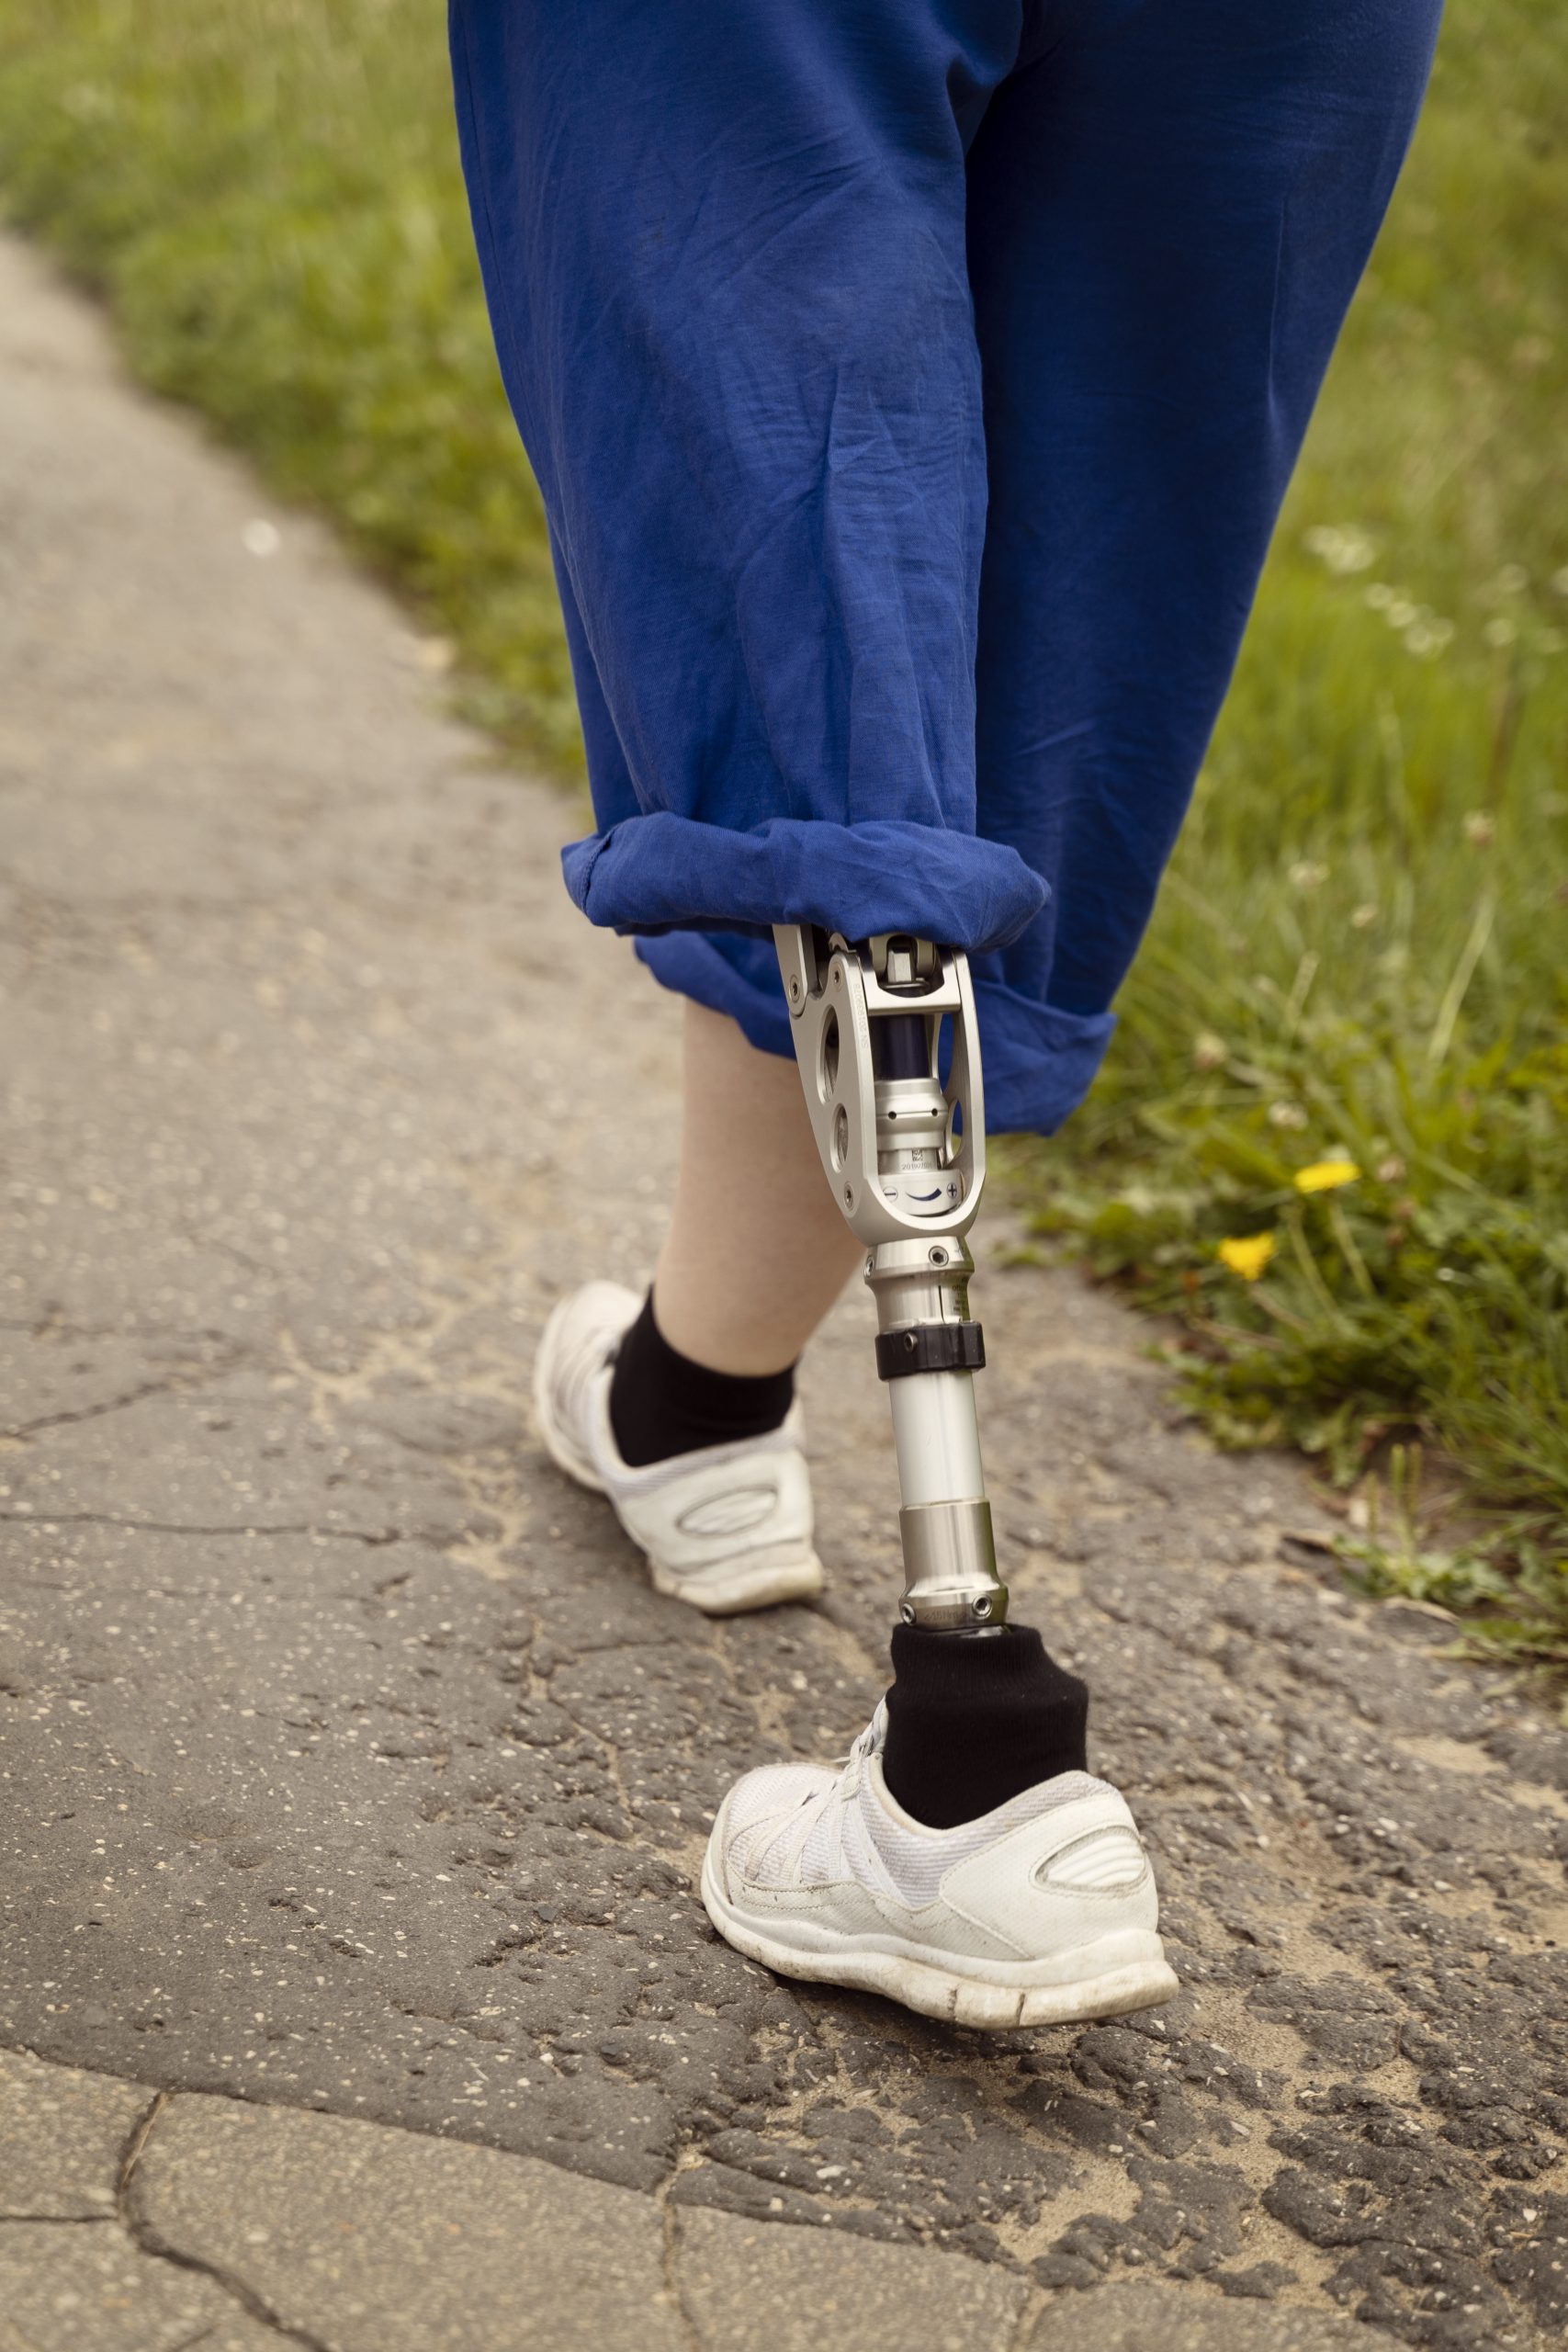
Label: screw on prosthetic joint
xmin=774 ymin=924 xmax=1008 ymax=1634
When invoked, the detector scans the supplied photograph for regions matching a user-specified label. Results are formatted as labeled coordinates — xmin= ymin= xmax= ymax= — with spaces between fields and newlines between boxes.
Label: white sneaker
xmin=533 ymin=1281 xmax=825 ymax=1615
xmin=702 ymin=1702 xmax=1178 ymax=2030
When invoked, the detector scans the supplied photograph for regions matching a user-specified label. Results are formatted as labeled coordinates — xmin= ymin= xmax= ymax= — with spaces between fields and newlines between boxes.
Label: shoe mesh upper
xmin=858 ymin=1767 xmax=1105 ymax=1908
xmin=723 ymin=1717 xmax=1111 ymax=1910
xmin=723 ymin=1762 xmax=829 ymax=1884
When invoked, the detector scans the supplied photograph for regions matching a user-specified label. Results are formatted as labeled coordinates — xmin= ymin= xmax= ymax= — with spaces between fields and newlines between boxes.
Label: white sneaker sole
xmin=649 ymin=1544 xmax=826 ymax=1616
xmin=532 ymin=1298 xmax=826 ymax=1617
xmin=701 ymin=1841 xmax=1179 ymax=2030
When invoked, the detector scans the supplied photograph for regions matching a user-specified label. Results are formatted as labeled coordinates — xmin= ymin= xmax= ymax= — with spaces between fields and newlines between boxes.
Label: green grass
xmin=2 ymin=0 xmax=1564 ymax=1665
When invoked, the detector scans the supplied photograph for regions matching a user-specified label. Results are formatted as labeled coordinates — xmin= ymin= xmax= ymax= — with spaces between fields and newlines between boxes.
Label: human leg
xmin=650 ymin=1003 xmax=864 ymax=1379
xmin=456 ymin=0 xmax=1438 ymax=2021
xmin=602 ymin=1001 xmax=863 ymax=1470
xmin=531 ymin=1001 xmax=853 ymax=1611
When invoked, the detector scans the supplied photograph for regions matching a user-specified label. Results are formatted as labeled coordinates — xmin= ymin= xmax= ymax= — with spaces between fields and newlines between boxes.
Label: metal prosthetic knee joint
xmin=774 ymin=925 xmax=1007 ymax=1635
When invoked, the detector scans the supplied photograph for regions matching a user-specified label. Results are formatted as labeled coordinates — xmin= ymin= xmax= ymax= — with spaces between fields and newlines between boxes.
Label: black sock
xmin=881 ymin=1623 xmax=1089 ymax=1829
xmin=608 ymin=1291 xmax=795 ymax=1468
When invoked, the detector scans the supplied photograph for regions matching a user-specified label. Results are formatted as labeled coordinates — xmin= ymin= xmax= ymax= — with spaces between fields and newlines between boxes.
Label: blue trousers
xmin=450 ymin=0 xmax=1440 ymax=1133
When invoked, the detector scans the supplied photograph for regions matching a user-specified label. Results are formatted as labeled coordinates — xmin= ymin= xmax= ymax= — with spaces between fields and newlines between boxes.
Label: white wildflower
xmin=1305 ymin=525 xmax=1375 ymax=574
xmin=1404 ymin=614 xmax=1453 ymax=658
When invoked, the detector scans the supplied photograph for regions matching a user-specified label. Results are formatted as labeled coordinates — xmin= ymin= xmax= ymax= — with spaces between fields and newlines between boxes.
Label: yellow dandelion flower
xmin=1218 ymin=1232 xmax=1277 ymax=1282
xmin=1294 ymin=1158 xmax=1361 ymax=1194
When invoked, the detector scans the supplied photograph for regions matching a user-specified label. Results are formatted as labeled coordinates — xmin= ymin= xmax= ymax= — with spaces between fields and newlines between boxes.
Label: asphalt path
xmin=2 ymin=232 xmax=1566 ymax=2350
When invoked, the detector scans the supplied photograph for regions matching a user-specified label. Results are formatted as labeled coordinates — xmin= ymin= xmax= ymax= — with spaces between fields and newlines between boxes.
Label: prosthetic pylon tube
xmin=774 ymin=925 xmax=1008 ymax=1634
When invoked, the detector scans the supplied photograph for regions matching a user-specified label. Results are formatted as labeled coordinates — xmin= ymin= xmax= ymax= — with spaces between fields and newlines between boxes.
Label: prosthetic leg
xmin=690 ymin=933 xmax=1172 ymax=2021
xmin=773 ymin=927 xmax=1007 ymax=1637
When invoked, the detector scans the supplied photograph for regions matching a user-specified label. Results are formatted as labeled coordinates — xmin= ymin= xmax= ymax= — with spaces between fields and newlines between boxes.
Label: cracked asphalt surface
xmin=2 ymin=232 xmax=1567 ymax=2350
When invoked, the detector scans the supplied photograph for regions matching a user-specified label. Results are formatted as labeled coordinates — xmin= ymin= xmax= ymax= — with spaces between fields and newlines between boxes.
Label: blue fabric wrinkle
xmin=450 ymin=0 xmax=1441 ymax=1131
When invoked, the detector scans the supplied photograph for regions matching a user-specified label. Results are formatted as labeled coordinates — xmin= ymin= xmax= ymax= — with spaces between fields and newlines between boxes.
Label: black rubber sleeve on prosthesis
xmin=874 ymin=1320 xmax=986 ymax=1380
xmin=881 ymin=1623 xmax=1090 ymax=1830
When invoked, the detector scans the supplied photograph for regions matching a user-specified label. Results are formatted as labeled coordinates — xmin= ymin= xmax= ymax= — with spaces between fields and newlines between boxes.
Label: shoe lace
xmin=763 ymin=1702 xmax=889 ymax=1888
xmin=776 ymin=1703 xmax=886 ymax=1860
xmin=847 ymin=1700 xmax=888 ymax=1768
xmin=556 ymin=1320 xmax=616 ymax=1433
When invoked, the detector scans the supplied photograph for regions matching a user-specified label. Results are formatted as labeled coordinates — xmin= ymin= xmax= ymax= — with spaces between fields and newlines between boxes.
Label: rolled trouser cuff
xmin=561 ymin=811 xmax=1048 ymax=960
